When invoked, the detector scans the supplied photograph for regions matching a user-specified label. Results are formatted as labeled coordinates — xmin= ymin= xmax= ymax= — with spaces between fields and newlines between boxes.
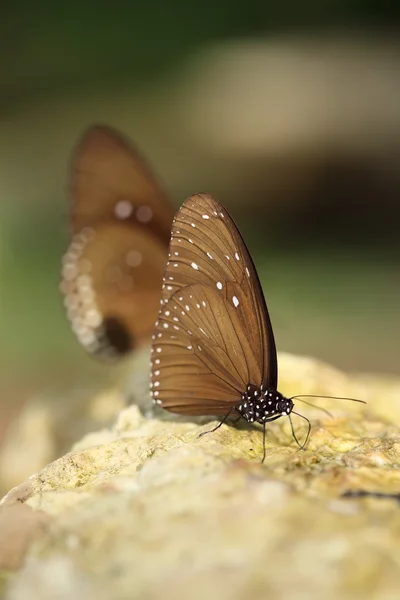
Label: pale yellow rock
xmin=1 ymin=353 xmax=400 ymax=600
xmin=0 ymin=402 xmax=55 ymax=494
xmin=0 ymin=386 xmax=125 ymax=495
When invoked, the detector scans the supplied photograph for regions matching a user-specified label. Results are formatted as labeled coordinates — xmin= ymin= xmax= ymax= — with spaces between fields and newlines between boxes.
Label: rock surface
xmin=0 ymin=345 xmax=153 ymax=496
xmin=1 ymin=352 xmax=400 ymax=599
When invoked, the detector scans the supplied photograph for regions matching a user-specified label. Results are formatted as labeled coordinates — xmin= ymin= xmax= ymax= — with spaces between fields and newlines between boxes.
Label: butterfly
xmin=60 ymin=125 xmax=175 ymax=359
xmin=150 ymin=193 xmax=364 ymax=461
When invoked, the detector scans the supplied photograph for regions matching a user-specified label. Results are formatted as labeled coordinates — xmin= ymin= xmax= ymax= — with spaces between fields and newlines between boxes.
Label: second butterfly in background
xmin=150 ymin=193 xmax=365 ymax=461
xmin=60 ymin=126 xmax=175 ymax=360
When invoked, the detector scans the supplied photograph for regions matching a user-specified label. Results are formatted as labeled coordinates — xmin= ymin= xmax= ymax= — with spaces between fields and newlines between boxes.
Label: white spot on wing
xmin=216 ymin=282 xmax=223 ymax=290
xmin=191 ymin=262 xmax=199 ymax=270
xmin=126 ymin=249 xmax=142 ymax=267
xmin=114 ymin=200 xmax=133 ymax=219
xmin=136 ymin=205 xmax=153 ymax=223
xmin=232 ymin=296 xmax=239 ymax=308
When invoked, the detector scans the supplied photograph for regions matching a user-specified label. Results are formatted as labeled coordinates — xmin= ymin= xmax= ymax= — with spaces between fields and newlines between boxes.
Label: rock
xmin=2 ymin=352 xmax=400 ymax=599
xmin=0 ymin=385 xmax=125 ymax=496
xmin=0 ymin=504 xmax=50 ymax=571
xmin=0 ymin=346 xmax=193 ymax=496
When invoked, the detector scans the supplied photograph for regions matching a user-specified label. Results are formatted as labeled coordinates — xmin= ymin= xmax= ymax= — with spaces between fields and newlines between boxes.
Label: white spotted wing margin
xmin=150 ymin=193 xmax=278 ymax=415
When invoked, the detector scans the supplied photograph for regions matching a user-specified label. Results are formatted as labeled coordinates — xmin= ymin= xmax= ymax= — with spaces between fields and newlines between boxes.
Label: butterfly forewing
xmin=62 ymin=125 xmax=175 ymax=358
xmin=162 ymin=194 xmax=276 ymax=385
xmin=151 ymin=193 xmax=278 ymax=414
xmin=70 ymin=126 xmax=172 ymax=242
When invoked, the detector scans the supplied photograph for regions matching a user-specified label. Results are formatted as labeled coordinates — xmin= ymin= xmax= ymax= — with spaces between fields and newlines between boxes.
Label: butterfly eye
xmin=61 ymin=125 xmax=175 ymax=359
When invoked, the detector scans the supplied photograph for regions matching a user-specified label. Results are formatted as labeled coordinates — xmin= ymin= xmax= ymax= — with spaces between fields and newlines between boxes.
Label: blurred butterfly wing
xmin=70 ymin=125 xmax=172 ymax=242
xmin=151 ymin=193 xmax=278 ymax=413
xmin=61 ymin=223 xmax=168 ymax=358
xmin=62 ymin=125 xmax=174 ymax=358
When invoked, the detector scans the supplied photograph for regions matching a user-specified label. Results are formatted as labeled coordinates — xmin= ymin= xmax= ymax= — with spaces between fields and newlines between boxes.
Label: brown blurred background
xmin=1 ymin=3 xmax=400 ymax=491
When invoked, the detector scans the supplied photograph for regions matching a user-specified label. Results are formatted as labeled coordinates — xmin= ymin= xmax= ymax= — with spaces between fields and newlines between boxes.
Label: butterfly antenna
xmin=289 ymin=411 xmax=311 ymax=450
xmin=292 ymin=398 xmax=334 ymax=419
xmin=290 ymin=394 xmax=366 ymax=405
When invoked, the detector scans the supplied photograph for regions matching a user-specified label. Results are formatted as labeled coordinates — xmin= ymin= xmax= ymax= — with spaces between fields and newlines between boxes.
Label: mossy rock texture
xmin=1 ymin=352 xmax=400 ymax=600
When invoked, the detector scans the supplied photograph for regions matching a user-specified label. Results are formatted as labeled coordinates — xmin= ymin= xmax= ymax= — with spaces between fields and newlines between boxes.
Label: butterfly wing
xmin=151 ymin=193 xmax=277 ymax=414
xmin=61 ymin=125 xmax=174 ymax=358
xmin=70 ymin=125 xmax=173 ymax=242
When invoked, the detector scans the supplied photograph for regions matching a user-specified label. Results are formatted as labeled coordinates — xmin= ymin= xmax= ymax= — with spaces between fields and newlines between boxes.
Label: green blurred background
xmin=1 ymin=2 xmax=400 ymax=468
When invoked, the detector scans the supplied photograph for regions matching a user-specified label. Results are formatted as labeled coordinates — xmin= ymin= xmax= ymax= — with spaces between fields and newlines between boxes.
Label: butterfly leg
xmin=198 ymin=406 xmax=237 ymax=438
xmin=262 ymin=423 xmax=266 ymax=463
xmin=260 ymin=415 xmax=282 ymax=463
xmin=289 ymin=412 xmax=311 ymax=449
xmin=263 ymin=415 xmax=282 ymax=425
xmin=231 ymin=414 xmax=242 ymax=425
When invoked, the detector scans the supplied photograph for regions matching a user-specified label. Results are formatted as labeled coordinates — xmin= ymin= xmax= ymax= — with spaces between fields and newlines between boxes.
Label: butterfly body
xmin=235 ymin=386 xmax=294 ymax=425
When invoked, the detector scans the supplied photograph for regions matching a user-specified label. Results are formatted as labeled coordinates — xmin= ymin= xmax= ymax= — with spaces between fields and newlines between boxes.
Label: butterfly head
xmin=235 ymin=386 xmax=294 ymax=425
xmin=276 ymin=395 xmax=294 ymax=417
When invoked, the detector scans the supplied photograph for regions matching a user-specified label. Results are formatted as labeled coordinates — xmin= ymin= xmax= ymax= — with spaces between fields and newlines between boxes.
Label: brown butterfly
xmin=150 ymin=193 xmax=365 ymax=460
xmin=61 ymin=125 xmax=175 ymax=359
